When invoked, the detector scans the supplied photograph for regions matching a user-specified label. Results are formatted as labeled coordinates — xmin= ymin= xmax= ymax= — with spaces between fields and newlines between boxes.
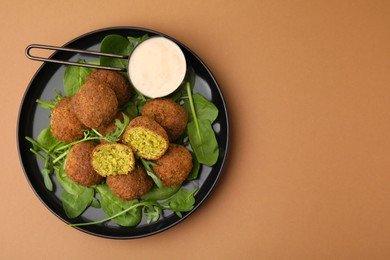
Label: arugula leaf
xmin=103 ymin=113 xmax=130 ymax=142
xmin=95 ymin=184 xmax=142 ymax=227
xmin=63 ymin=59 xmax=93 ymax=96
xmin=143 ymin=204 xmax=162 ymax=224
xmin=140 ymin=158 xmax=164 ymax=188
xmin=36 ymin=89 xmax=64 ymax=109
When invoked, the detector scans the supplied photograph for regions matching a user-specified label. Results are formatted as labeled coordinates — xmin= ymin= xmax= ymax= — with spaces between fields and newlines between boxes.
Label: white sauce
xmin=128 ymin=37 xmax=186 ymax=98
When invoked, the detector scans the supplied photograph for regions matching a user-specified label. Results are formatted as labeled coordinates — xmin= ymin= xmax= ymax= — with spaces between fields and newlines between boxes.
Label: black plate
xmin=17 ymin=27 xmax=229 ymax=239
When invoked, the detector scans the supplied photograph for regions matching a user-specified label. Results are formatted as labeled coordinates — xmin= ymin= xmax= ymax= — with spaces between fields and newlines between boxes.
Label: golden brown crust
xmin=142 ymin=98 xmax=188 ymax=141
xmin=50 ymin=97 xmax=85 ymax=143
xmin=71 ymin=80 xmax=118 ymax=128
xmin=85 ymin=70 xmax=131 ymax=106
xmin=65 ymin=142 xmax=102 ymax=186
xmin=152 ymin=144 xmax=193 ymax=187
xmin=106 ymin=165 xmax=153 ymax=200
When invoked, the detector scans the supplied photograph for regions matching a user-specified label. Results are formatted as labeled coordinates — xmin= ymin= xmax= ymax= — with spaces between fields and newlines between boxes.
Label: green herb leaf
xmin=63 ymin=59 xmax=93 ymax=97
xmin=127 ymin=34 xmax=149 ymax=47
xmin=185 ymin=82 xmax=219 ymax=166
xmin=141 ymin=185 xmax=181 ymax=201
xmin=187 ymin=119 xmax=219 ymax=166
xmin=42 ymin=169 xmax=53 ymax=191
xmin=90 ymin=197 xmax=101 ymax=208
xmin=122 ymin=101 xmax=138 ymax=118
xmin=56 ymin=166 xmax=94 ymax=218
xmin=143 ymin=204 xmax=162 ymax=224
xmin=183 ymin=94 xmax=219 ymax=123
xmin=163 ymin=187 xmax=198 ymax=214
xmin=140 ymin=158 xmax=164 ymax=188
xmin=169 ymin=66 xmax=196 ymax=101
xmin=95 ymin=184 xmax=142 ymax=227
xmin=37 ymin=126 xmax=61 ymax=151
xmin=187 ymin=151 xmax=200 ymax=180
xmin=100 ymin=35 xmax=133 ymax=69
xmin=102 ymin=113 xmax=130 ymax=143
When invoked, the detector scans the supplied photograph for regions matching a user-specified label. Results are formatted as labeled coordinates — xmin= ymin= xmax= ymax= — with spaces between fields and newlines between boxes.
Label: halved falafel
xmin=122 ymin=116 xmax=169 ymax=160
xmin=65 ymin=142 xmax=102 ymax=186
xmin=85 ymin=70 xmax=131 ymax=106
xmin=91 ymin=143 xmax=135 ymax=177
xmin=106 ymin=165 xmax=153 ymax=200
xmin=142 ymin=98 xmax=188 ymax=141
xmin=152 ymin=144 xmax=193 ymax=187
xmin=50 ymin=97 xmax=84 ymax=143
xmin=71 ymin=80 xmax=118 ymax=128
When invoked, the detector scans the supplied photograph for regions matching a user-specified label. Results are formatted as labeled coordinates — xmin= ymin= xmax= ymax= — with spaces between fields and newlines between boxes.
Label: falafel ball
xmin=106 ymin=165 xmax=153 ymax=200
xmin=50 ymin=97 xmax=85 ymax=143
xmin=152 ymin=144 xmax=193 ymax=187
xmin=142 ymin=98 xmax=188 ymax=141
xmin=71 ymin=80 xmax=118 ymax=128
xmin=65 ymin=142 xmax=102 ymax=186
xmin=85 ymin=70 xmax=131 ymax=106
xmin=91 ymin=143 xmax=135 ymax=177
xmin=122 ymin=116 xmax=169 ymax=160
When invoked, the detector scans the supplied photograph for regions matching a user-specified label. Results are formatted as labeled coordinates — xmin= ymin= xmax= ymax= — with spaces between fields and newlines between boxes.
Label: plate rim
xmin=17 ymin=26 xmax=230 ymax=239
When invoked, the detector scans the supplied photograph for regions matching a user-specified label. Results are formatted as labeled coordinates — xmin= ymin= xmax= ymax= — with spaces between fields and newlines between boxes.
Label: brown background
xmin=1 ymin=0 xmax=390 ymax=259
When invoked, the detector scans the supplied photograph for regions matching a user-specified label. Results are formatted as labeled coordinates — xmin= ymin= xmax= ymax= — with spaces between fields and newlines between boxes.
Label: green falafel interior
xmin=92 ymin=143 xmax=135 ymax=176
xmin=123 ymin=127 xmax=168 ymax=160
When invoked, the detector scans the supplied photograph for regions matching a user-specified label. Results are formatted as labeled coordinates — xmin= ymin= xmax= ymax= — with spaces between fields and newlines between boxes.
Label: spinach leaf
xmin=61 ymin=189 xmax=94 ymax=219
xmin=187 ymin=120 xmax=219 ymax=166
xmin=95 ymin=184 xmax=142 ymax=227
xmin=185 ymin=82 xmax=219 ymax=166
xmin=183 ymin=94 xmax=219 ymax=123
xmin=90 ymin=197 xmax=101 ymax=208
xmin=163 ymin=187 xmax=198 ymax=217
xmin=56 ymin=166 xmax=94 ymax=218
xmin=127 ymin=34 xmax=149 ymax=47
xmin=37 ymin=126 xmax=61 ymax=150
xmin=122 ymin=101 xmax=138 ymax=118
xmin=63 ymin=59 xmax=93 ymax=97
xmin=187 ymin=151 xmax=200 ymax=180
xmin=141 ymin=185 xmax=181 ymax=201
xmin=169 ymin=66 xmax=196 ymax=101
xmin=100 ymin=35 xmax=132 ymax=69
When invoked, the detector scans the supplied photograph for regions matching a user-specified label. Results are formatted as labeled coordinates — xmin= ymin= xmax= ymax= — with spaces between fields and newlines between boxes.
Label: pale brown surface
xmin=1 ymin=0 xmax=390 ymax=259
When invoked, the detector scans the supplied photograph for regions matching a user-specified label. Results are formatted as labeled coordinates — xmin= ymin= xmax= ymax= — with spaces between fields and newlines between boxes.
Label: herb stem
xmin=186 ymin=82 xmax=202 ymax=143
xmin=36 ymin=99 xmax=55 ymax=109
xmin=25 ymin=136 xmax=49 ymax=154
xmin=53 ymin=151 xmax=69 ymax=164
xmin=29 ymin=148 xmax=47 ymax=161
